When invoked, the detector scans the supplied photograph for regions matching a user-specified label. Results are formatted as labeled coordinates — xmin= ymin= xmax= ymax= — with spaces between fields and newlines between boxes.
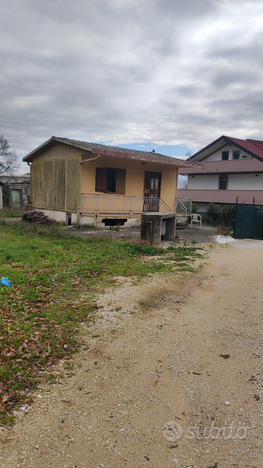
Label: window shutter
xmin=95 ymin=168 xmax=107 ymax=192
xmin=116 ymin=169 xmax=126 ymax=194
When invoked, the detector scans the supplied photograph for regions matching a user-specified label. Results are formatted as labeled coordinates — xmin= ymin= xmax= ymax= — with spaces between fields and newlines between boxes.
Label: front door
xmin=144 ymin=171 xmax=161 ymax=212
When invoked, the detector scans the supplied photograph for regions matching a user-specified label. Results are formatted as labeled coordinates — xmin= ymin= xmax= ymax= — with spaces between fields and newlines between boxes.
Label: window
xmin=219 ymin=175 xmax=228 ymax=190
xmin=233 ymin=150 xmax=240 ymax=160
xmin=222 ymin=151 xmax=229 ymax=160
xmin=95 ymin=168 xmax=126 ymax=194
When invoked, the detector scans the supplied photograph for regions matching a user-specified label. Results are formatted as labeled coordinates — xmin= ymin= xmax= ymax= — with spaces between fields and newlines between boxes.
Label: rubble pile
xmin=22 ymin=210 xmax=49 ymax=223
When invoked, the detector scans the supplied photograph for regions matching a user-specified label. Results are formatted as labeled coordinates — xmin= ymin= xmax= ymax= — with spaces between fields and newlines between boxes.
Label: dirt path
xmin=0 ymin=244 xmax=262 ymax=468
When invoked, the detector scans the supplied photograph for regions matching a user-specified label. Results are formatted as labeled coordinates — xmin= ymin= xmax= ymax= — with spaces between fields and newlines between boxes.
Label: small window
xmin=219 ymin=175 xmax=228 ymax=190
xmin=233 ymin=150 xmax=240 ymax=160
xmin=222 ymin=151 xmax=229 ymax=160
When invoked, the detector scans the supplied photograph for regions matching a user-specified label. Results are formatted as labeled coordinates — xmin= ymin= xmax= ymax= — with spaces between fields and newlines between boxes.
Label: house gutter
xmin=79 ymin=155 xmax=101 ymax=164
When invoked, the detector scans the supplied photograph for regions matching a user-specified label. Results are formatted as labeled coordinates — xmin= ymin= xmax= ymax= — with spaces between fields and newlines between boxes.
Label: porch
xmin=81 ymin=193 xmax=171 ymax=217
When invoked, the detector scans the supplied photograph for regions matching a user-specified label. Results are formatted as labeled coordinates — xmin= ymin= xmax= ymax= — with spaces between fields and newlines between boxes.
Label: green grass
xmin=0 ymin=223 xmax=206 ymax=424
xmin=0 ymin=207 xmax=27 ymax=218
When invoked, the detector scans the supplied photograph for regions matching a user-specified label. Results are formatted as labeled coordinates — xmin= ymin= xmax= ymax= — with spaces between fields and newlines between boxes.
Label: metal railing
xmin=81 ymin=193 xmax=171 ymax=217
xmin=176 ymin=198 xmax=192 ymax=215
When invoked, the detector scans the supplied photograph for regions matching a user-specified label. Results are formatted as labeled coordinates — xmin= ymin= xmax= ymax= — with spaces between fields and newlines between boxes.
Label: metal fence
xmin=234 ymin=204 xmax=263 ymax=239
xmin=81 ymin=193 xmax=171 ymax=216
xmin=176 ymin=198 xmax=192 ymax=215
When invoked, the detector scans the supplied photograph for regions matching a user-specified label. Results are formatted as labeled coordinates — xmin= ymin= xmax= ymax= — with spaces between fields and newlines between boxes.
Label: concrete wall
xmin=188 ymin=174 xmax=219 ymax=190
xmin=0 ymin=175 xmax=30 ymax=184
xmin=177 ymin=188 xmax=263 ymax=205
xmin=228 ymin=173 xmax=263 ymax=190
xmin=187 ymin=172 xmax=263 ymax=191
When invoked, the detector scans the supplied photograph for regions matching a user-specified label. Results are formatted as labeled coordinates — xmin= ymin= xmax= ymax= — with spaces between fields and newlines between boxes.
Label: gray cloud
xmin=1 ymin=0 xmax=263 ymax=167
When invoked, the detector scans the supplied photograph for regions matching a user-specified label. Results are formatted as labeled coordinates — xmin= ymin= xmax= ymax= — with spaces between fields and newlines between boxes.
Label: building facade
xmin=178 ymin=135 xmax=263 ymax=211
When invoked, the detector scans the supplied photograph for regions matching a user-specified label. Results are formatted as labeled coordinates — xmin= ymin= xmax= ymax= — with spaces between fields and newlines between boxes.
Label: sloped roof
xmin=23 ymin=136 xmax=194 ymax=167
xmin=188 ymin=135 xmax=263 ymax=163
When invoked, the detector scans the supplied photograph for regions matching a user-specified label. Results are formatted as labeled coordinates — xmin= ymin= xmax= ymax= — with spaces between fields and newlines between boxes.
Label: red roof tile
xmin=226 ymin=136 xmax=263 ymax=160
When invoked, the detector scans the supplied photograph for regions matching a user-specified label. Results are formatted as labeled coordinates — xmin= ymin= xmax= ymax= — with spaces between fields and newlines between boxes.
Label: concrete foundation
xmin=37 ymin=210 xmax=141 ymax=228
xmin=141 ymin=212 xmax=176 ymax=244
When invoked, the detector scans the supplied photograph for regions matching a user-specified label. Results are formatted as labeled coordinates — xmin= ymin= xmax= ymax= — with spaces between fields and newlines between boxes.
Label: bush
xmin=191 ymin=203 xmax=199 ymax=214
xmin=207 ymin=203 xmax=222 ymax=225
xmin=206 ymin=203 xmax=235 ymax=226
xmin=221 ymin=205 xmax=236 ymax=226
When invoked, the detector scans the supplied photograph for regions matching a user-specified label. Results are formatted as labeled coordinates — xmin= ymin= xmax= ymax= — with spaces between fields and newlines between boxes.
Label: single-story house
xmin=178 ymin=135 xmax=263 ymax=211
xmin=23 ymin=136 xmax=194 ymax=226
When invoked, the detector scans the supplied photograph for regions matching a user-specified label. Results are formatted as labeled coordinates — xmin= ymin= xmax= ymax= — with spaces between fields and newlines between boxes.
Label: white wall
xmin=187 ymin=172 xmax=263 ymax=190
xmin=228 ymin=173 xmax=263 ymax=190
xmin=188 ymin=174 xmax=219 ymax=189
xmin=205 ymin=144 xmax=253 ymax=162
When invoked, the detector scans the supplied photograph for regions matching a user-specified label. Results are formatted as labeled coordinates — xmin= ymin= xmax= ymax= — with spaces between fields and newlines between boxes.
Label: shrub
xmin=207 ymin=203 xmax=222 ymax=225
xmin=206 ymin=203 xmax=235 ymax=226
xmin=221 ymin=205 xmax=235 ymax=226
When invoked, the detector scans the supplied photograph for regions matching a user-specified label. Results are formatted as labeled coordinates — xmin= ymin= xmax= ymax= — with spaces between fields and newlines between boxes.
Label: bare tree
xmin=0 ymin=135 xmax=19 ymax=175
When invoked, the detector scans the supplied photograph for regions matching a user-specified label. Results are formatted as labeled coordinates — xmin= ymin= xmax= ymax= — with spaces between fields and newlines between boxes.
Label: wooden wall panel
xmin=32 ymin=162 xmax=43 ymax=207
xmin=54 ymin=160 xmax=65 ymax=210
xmin=66 ymin=159 xmax=79 ymax=212
xmin=43 ymin=160 xmax=54 ymax=208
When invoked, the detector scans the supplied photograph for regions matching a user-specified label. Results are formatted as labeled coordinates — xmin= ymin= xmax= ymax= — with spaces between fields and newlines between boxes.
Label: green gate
xmin=11 ymin=189 xmax=21 ymax=208
xmin=233 ymin=204 xmax=263 ymax=239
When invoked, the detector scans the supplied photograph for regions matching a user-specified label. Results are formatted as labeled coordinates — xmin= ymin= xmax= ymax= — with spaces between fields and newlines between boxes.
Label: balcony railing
xmin=81 ymin=193 xmax=171 ymax=217
xmin=176 ymin=198 xmax=192 ymax=215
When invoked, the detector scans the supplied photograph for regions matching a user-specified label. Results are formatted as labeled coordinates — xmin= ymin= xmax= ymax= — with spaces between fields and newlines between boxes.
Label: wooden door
xmin=144 ymin=171 xmax=161 ymax=212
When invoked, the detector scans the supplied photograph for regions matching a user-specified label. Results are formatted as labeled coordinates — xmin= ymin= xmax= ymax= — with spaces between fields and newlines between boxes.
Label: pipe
xmin=147 ymin=220 xmax=153 ymax=244
xmin=79 ymin=155 xmax=101 ymax=164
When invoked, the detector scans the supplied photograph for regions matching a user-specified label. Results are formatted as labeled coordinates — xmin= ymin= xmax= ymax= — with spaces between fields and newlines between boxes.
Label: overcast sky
xmin=1 ymin=0 xmax=263 ymax=171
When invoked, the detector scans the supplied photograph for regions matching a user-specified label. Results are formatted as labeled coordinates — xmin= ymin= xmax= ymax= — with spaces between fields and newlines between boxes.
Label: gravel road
xmin=0 ymin=243 xmax=262 ymax=468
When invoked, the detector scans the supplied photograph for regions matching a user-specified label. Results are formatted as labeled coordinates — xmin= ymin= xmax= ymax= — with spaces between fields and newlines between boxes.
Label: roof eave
xmin=92 ymin=147 xmax=198 ymax=167
xmin=188 ymin=135 xmax=229 ymax=162
xmin=23 ymin=137 xmax=198 ymax=167
xmin=23 ymin=136 xmax=93 ymax=162
xmin=224 ymin=136 xmax=263 ymax=162
xmin=189 ymin=135 xmax=263 ymax=163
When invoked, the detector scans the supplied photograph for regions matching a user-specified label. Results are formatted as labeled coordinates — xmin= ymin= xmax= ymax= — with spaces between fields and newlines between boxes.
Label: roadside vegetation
xmin=203 ymin=203 xmax=235 ymax=227
xmin=0 ymin=223 xmax=206 ymax=424
xmin=0 ymin=207 xmax=27 ymax=219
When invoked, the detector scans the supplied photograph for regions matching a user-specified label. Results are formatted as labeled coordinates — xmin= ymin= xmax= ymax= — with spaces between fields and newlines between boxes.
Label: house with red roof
xmin=178 ymin=135 xmax=263 ymax=210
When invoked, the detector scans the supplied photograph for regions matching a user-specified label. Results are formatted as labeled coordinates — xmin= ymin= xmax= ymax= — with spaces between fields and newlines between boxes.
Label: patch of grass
xmin=0 ymin=224 xmax=206 ymax=424
xmin=0 ymin=207 xmax=26 ymax=219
